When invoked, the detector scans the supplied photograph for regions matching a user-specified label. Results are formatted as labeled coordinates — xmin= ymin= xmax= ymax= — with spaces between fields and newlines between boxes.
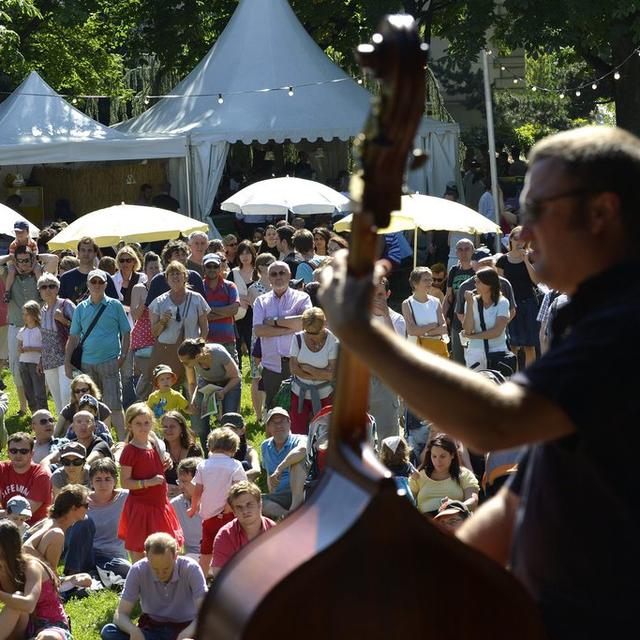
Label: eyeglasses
xmin=118 ymin=257 xmax=134 ymax=264
xmin=39 ymin=284 xmax=58 ymax=290
xmin=225 ymin=242 xmax=238 ymax=247
xmin=61 ymin=458 xmax=85 ymax=467
xmin=270 ymin=270 xmax=288 ymax=277
xmin=89 ymin=279 xmax=106 ymax=285
xmin=521 ymin=189 xmax=601 ymax=224
xmin=74 ymin=387 xmax=90 ymax=394
xmin=9 ymin=448 xmax=30 ymax=455
xmin=16 ymin=258 xmax=31 ymax=264
xmin=37 ymin=417 xmax=55 ymax=425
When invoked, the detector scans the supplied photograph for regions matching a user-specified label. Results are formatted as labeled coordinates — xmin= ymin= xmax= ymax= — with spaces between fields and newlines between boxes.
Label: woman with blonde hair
xmin=17 ymin=300 xmax=47 ymax=411
xmin=289 ymin=307 xmax=338 ymax=434
xmin=148 ymin=261 xmax=209 ymax=384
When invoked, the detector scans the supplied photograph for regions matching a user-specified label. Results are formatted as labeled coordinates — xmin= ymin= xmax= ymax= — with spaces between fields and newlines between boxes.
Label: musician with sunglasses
xmin=0 ymin=432 xmax=52 ymax=525
xmin=320 ymin=126 xmax=640 ymax=639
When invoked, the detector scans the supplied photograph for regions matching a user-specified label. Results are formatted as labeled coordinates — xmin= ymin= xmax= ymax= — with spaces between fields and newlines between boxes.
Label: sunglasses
xmin=39 ymin=283 xmax=58 ymax=290
xmin=118 ymin=257 xmax=134 ymax=264
xmin=520 ymin=188 xmax=600 ymax=224
xmin=225 ymin=242 xmax=238 ymax=247
xmin=9 ymin=448 xmax=30 ymax=455
xmin=270 ymin=270 xmax=288 ymax=277
xmin=205 ymin=263 xmax=220 ymax=269
xmin=432 ymin=277 xmax=444 ymax=283
xmin=74 ymin=387 xmax=90 ymax=394
xmin=38 ymin=417 xmax=55 ymax=425
xmin=61 ymin=458 xmax=85 ymax=467
xmin=89 ymin=279 xmax=106 ymax=285
xmin=16 ymin=258 xmax=32 ymax=264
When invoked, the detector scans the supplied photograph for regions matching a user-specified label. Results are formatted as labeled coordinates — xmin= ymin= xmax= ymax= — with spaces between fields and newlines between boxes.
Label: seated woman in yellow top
xmin=409 ymin=433 xmax=479 ymax=516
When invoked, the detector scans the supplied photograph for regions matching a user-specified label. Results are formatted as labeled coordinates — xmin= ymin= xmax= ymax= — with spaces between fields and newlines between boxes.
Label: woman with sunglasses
xmin=37 ymin=272 xmax=76 ymax=415
xmin=54 ymin=374 xmax=111 ymax=437
xmin=50 ymin=442 xmax=90 ymax=498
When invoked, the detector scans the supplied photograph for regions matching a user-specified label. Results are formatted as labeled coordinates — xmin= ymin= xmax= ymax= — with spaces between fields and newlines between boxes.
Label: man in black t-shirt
xmin=319 ymin=126 xmax=640 ymax=639
xmin=442 ymin=238 xmax=475 ymax=363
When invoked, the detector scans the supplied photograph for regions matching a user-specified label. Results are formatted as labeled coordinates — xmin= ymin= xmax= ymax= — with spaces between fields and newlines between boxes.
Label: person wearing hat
xmin=433 ymin=499 xmax=471 ymax=533
xmin=51 ymin=441 xmax=90 ymax=497
xmin=220 ymin=412 xmax=261 ymax=482
xmin=5 ymin=495 xmax=32 ymax=537
xmin=147 ymin=364 xmax=190 ymax=418
xmin=202 ymin=252 xmax=240 ymax=363
xmin=260 ymin=407 xmax=307 ymax=519
xmin=65 ymin=267 xmax=131 ymax=440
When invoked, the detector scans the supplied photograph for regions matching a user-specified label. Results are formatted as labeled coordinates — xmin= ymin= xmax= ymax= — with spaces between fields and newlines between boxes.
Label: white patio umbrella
xmin=0 ymin=203 xmax=40 ymax=237
xmin=48 ymin=204 xmax=208 ymax=250
xmin=334 ymin=194 xmax=501 ymax=267
xmin=221 ymin=177 xmax=353 ymax=216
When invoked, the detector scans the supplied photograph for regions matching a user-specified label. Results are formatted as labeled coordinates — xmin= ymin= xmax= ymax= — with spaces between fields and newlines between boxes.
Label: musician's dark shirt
xmin=509 ymin=261 xmax=640 ymax=639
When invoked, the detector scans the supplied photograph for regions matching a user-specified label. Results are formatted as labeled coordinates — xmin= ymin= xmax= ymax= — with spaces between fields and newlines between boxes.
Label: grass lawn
xmin=1 ymin=364 xmax=266 ymax=640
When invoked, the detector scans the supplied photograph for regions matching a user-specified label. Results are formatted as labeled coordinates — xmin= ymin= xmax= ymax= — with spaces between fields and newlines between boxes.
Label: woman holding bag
xmin=402 ymin=267 xmax=449 ymax=358
xmin=38 ymin=272 xmax=76 ymax=414
xmin=148 ymin=261 xmax=209 ymax=385
xmin=461 ymin=267 xmax=512 ymax=373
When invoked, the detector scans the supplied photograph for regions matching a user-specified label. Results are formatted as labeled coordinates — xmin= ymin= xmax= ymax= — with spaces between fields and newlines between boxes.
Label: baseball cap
xmin=472 ymin=247 xmax=493 ymax=262
xmin=6 ymin=496 xmax=32 ymax=518
xmin=265 ymin=407 xmax=290 ymax=424
xmin=434 ymin=500 xmax=471 ymax=521
xmin=87 ymin=269 xmax=107 ymax=283
xmin=220 ymin=412 xmax=245 ymax=429
xmin=203 ymin=253 xmax=222 ymax=267
xmin=78 ymin=394 xmax=99 ymax=412
xmin=13 ymin=220 xmax=29 ymax=232
xmin=60 ymin=441 xmax=87 ymax=460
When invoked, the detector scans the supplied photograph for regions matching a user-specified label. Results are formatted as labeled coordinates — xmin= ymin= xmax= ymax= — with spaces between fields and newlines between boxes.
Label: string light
xmin=357 ymin=78 xmax=363 ymax=85
xmin=288 ymin=86 xmax=294 ymax=96
xmin=217 ymin=93 xmax=224 ymax=104
xmin=575 ymin=90 xmax=581 ymax=97
xmin=592 ymin=83 xmax=598 ymax=90
xmin=559 ymin=93 xmax=565 ymax=99
xmin=531 ymin=86 xmax=537 ymax=92
xmin=144 ymin=97 xmax=150 ymax=105
xmin=614 ymin=71 xmax=621 ymax=80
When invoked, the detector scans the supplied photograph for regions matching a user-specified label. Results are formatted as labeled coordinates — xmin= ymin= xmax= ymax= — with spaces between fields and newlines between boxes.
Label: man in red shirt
xmin=211 ymin=481 xmax=275 ymax=577
xmin=0 ymin=432 xmax=52 ymax=524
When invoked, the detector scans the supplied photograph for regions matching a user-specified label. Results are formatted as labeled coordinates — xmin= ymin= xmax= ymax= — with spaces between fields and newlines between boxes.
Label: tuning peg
xmin=410 ymin=149 xmax=428 ymax=170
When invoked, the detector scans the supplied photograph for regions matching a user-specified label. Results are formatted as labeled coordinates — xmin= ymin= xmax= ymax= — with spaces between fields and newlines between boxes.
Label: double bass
xmin=197 ymin=15 xmax=545 ymax=639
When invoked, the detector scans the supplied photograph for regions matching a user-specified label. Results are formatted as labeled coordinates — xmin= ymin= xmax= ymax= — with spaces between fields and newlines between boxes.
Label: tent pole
xmin=413 ymin=225 xmax=417 ymax=268
xmin=481 ymin=49 xmax=501 ymax=254
xmin=185 ymin=135 xmax=193 ymax=218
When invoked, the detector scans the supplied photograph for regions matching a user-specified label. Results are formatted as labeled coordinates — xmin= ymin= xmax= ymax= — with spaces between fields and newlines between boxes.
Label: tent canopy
xmin=116 ymin=0 xmax=461 ymax=220
xmin=0 ymin=72 xmax=186 ymax=165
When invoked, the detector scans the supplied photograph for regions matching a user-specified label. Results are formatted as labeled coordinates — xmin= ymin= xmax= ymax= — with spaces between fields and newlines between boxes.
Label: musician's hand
xmin=319 ymin=250 xmax=388 ymax=341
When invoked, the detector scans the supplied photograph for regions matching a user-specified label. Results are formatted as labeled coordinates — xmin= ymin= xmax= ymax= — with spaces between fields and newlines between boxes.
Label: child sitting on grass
xmin=188 ymin=427 xmax=246 ymax=577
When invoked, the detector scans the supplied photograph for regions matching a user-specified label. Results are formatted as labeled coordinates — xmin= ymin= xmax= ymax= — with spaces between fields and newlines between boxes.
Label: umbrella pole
xmin=413 ymin=225 xmax=417 ymax=268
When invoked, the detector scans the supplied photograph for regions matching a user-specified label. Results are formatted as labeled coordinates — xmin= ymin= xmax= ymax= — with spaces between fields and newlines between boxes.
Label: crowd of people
xmin=1 ymin=125 xmax=629 ymax=640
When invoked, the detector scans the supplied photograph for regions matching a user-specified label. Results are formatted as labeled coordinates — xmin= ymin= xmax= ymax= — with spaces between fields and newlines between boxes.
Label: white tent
xmin=117 ymin=0 xmax=460 ymax=220
xmin=0 ymin=72 xmax=186 ymax=165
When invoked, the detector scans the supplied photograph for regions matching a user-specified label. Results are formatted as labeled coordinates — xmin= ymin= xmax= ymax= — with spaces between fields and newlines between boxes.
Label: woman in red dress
xmin=118 ymin=403 xmax=184 ymax=561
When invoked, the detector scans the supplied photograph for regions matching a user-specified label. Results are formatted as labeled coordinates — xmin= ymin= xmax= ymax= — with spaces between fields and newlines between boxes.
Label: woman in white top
xmin=18 ymin=300 xmax=47 ymax=411
xmin=402 ymin=267 xmax=448 ymax=358
xmin=148 ymin=261 xmax=209 ymax=384
xmin=228 ymin=240 xmax=256 ymax=364
xmin=462 ymin=267 xmax=510 ymax=370
xmin=289 ymin=307 xmax=338 ymax=435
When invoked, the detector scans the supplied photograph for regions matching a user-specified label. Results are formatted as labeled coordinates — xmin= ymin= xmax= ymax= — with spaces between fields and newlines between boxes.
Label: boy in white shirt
xmin=188 ymin=427 xmax=246 ymax=577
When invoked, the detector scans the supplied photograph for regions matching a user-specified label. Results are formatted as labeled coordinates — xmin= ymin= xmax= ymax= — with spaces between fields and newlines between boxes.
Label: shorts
xmin=200 ymin=512 xmax=235 ymax=555
xmin=27 ymin=618 xmax=72 ymax=640
xmin=82 ymin=358 xmax=123 ymax=411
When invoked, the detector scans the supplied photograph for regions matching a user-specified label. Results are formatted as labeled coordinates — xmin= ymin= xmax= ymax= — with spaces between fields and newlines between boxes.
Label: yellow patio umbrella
xmin=48 ymin=204 xmax=208 ymax=250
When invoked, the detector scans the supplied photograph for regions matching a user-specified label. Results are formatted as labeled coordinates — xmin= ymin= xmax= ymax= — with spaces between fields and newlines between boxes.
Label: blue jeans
xmin=64 ymin=518 xmax=131 ymax=579
xmin=101 ymin=624 xmax=181 ymax=640
xmin=190 ymin=384 xmax=241 ymax=451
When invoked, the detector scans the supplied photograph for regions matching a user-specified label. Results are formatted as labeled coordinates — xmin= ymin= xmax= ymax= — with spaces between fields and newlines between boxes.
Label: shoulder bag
xmin=477 ymin=298 xmax=517 ymax=377
xmin=70 ymin=303 xmax=107 ymax=371
xmin=407 ymin=298 xmax=449 ymax=358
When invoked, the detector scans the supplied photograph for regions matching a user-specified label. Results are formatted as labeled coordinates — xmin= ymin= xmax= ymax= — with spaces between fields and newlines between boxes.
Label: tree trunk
xmin=613 ymin=34 xmax=640 ymax=136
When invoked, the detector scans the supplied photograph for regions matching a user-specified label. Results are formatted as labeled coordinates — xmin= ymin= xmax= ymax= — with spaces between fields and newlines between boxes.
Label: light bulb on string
xmin=513 ymin=78 xmax=519 ymax=84
xmin=531 ymin=86 xmax=537 ymax=92
xmin=144 ymin=96 xmax=150 ymax=105
xmin=592 ymin=83 xmax=598 ymax=90
xmin=500 ymin=66 xmax=506 ymax=71
xmin=72 ymin=98 xmax=78 ymax=105
xmin=575 ymin=90 xmax=581 ymax=97
xmin=218 ymin=93 xmax=224 ymax=104
xmin=559 ymin=92 xmax=565 ymax=99
xmin=357 ymin=78 xmax=363 ymax=85
xmin=288 ymin=86 xmax=294 ymax=96
xmin=614 ymin=71 xmax=621 ymax=80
